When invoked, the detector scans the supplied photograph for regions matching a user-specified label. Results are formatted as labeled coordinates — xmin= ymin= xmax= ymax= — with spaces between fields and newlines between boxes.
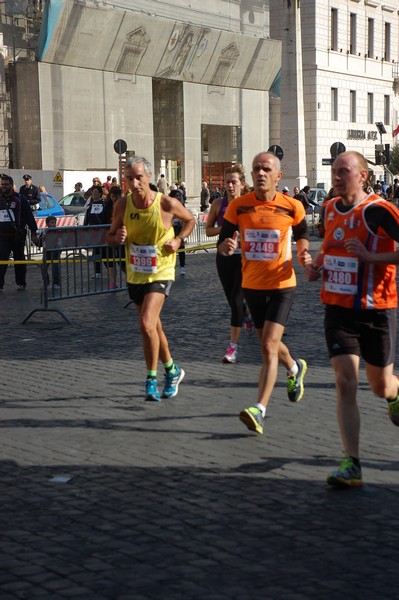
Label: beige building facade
xmin=271 ymin=0 xmax=399 ymax=191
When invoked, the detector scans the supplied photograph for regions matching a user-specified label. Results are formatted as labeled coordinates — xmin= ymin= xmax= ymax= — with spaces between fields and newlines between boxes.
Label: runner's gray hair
xmin=125 ymin=156 xmax=152 ymax=176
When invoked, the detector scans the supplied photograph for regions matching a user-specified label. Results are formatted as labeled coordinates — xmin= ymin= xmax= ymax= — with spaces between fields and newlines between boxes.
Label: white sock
xmin=288 ymin=361 xmax=298 ymax=377
xmin=255 ymin=403 xmax=266 ymax=417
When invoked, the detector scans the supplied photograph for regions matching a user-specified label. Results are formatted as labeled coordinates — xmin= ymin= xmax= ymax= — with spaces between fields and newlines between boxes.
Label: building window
xmin=350 ymin=13 xmax=357 ymax=55
xmin=331 ymin=88 xmax=338 ymax=121
xmin=384 ymin=23 xmax=391 ymax=62
xmin=367 ymin=93 xmax=374 ymax=124
xmin=350 ymin=90 xmax=356 ymax=122
xmin=331 ymin=8 xmax=338 ymax=51
xmin=367 ymin=18 xmax=374 ymax=58
xmin=384 ymin=95 xmax=390 ymax=125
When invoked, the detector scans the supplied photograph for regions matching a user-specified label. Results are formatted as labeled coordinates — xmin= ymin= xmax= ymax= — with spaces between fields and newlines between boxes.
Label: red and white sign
xmin=35 ymin=215 xmax=77 ymax=230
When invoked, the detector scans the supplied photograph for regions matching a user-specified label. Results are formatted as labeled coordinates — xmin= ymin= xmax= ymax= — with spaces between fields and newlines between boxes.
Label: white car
xmin=58 ymin=192 xmax=87 ymax=215
xmin=308 ymin=188 xmax=327 ymax=206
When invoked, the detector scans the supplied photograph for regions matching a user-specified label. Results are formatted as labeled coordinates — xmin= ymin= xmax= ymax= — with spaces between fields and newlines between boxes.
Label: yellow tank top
xmin=124 ymin=192 xmax=176 ymax=284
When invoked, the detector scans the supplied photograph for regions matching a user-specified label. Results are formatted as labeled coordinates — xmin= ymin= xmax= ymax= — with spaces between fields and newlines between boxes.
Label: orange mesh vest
xmin=321 ymin=195 xmax=398 ymax=309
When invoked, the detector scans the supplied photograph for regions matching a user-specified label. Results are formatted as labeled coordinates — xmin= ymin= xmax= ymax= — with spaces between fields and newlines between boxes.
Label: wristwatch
xmin=176 ymin=235 xmax=186 ymax=244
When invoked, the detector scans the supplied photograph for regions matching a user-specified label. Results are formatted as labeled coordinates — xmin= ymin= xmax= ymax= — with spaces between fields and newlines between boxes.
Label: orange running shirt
xmin=223 ymin=191 xmax=306 ymax=290
xmin=321 ymin=195 xmax=398 ymax=309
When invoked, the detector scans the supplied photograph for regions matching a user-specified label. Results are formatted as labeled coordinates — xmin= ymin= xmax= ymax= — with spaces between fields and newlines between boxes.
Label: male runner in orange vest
xmin=306 ymin=151 xmax=399 ymax=487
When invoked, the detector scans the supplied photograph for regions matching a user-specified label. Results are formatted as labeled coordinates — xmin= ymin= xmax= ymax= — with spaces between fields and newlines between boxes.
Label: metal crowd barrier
xmin=21 ymin=220 xmax=218 ymax=324
xmin=24 ymin=215 xmax=216 ymax=258
xmin=22 ymin=224 xmax=126 ymax=324
xmin=185 ymin=215 xmax=217 ymax=250
xmin=26 ymin=215 xmax=78 ymax=259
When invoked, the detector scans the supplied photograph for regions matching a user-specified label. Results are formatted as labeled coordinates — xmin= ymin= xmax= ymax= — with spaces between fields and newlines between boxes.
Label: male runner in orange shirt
xmin=218 ymin=151 xmax=311 ymax=435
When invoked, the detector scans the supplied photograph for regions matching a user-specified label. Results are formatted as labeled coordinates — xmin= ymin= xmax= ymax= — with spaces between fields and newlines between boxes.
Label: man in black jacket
xmin=293 ymin=185 xmax=310 ymax=210
xmin=0 ymin=174 xmax=38 ymax=291
xmin=19 ymin=174 xmax=40 ymax=210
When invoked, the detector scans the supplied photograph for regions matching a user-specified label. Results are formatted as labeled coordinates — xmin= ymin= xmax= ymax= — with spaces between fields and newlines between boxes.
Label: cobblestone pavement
xmin=0 ymin=243 xmax=398 ymax=599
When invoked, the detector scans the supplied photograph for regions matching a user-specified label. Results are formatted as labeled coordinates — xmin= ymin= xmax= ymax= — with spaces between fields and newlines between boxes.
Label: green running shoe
xmin=162 ymin=364 xmax=185 ymax=398
xmin=327 ymin=457 xmax=363 ymax=488
xmin=287 ymin=358 xmax=307 ymax=402
xmin=145 ymin=378 xmax=161 ymax=402
xmin=388 ymin=397 xmax=399 ymax=426
xmin=239 ymin=406 xmax=264 ymax=435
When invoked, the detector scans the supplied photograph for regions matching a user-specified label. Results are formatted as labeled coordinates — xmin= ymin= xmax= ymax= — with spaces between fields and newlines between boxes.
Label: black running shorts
xmin=324 ymin=304 xmax=396 ymax=367
xmin=128 ymin=280 xmax=173 ymax=306
xmin=242 ymin=287 xmax=295 ymax=330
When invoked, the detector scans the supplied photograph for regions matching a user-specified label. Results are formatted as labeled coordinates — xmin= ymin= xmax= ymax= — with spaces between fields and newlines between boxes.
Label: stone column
xmin=270 ymin=0 xmax=307 ymax=190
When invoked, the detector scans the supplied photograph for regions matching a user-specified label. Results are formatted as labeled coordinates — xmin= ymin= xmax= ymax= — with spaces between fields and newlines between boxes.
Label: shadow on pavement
xmin=0 ymin=459 xmax=397 ymax=599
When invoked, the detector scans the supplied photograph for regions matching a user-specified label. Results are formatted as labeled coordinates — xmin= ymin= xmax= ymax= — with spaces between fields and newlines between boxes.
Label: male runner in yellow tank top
xmin=107 ymin=156 xmax=195 ymax=401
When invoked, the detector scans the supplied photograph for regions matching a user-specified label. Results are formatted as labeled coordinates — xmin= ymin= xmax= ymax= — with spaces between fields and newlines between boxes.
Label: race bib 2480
xmin=323 ymin=254 xmax=358 ymax=294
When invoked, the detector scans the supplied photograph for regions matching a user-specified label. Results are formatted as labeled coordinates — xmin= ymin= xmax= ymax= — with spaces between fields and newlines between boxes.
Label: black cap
xmin=23 ymin=174 xmax=32 ymax=180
